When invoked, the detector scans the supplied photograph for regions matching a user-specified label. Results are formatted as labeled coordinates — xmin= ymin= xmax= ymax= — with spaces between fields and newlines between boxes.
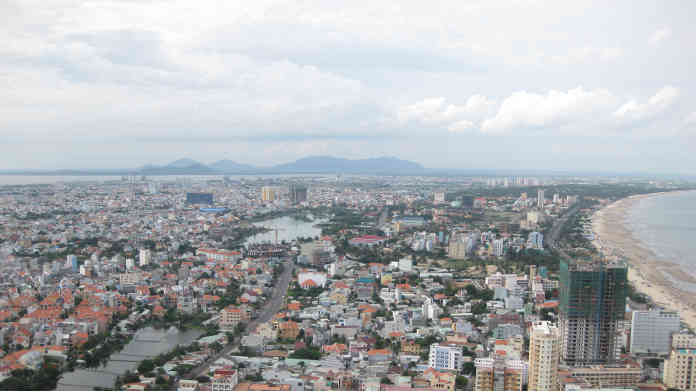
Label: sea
xmin=626 ymin=190 xmax=696 ymax=292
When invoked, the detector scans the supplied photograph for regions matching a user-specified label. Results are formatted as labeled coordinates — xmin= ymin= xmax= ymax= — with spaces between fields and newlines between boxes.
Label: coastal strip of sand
xmin=592 ymin=192 xmax=696 ymax=330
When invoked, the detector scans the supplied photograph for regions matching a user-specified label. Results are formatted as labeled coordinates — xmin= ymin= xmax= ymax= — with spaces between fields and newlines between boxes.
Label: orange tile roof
xmin=323 ymin=343 xmax=348 ymax=353
xmin=301 ymin=279 xmax=317 ymax=287
xmin=367 ymin=348 xmax=392 ymax=356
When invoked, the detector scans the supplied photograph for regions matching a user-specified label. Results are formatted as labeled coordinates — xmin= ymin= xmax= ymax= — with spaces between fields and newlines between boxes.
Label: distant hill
xmin=270 ymin=156 xmax=425 ymax=173
xmin=166 ymin=158 xmax=203 ymax=168
xmin=0 ymin=155 xmax=427 ymax=175
xmin=138 ymin=159 xmax=216 ymax=174
xmin=209 ymin=159 xmax=258 ymax=172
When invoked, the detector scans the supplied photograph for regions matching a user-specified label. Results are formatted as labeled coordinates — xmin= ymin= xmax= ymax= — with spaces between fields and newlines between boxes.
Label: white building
xmin=66 ymin=254 xmax=78 ymax=271
xmin=537 ymin=189 xmax=545 ymax=209
xmin=139 ymin=249 xmax=151 ymax=267
xmin=211 ymin=371 xmax=239 ymax=391
xmin=197 ymin=248 xmax=242 ymax=263
xmin=630 ymin=310 xmax=680 ymax=354
xmin=297 ymin=271 xmax=328 ymax=288
xmin=423 ymin=298 xmax=442 ymax=321
xmin=528 ymin=321 xmax=560 ymax=391
xmin=125 ymin=258 xmax=135 ymax=270
xmin=429 ymin=343 xmax=463 ymax=371
xmin=493 ymin=239 xmax=505 ymax=257
xmin=398 ymin=257 xmax=413 ymax=272
xmin=527 ymin=232 xmax=544 ymax=250
xmin=120 ymin=272 xmax=142 ymax=286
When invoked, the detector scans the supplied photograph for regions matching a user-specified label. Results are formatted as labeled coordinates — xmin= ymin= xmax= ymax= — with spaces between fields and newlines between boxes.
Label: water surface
xmin=57 ymin=327 xmax=202 ymax=390
xmin=626 ymin=190 xmax=696 ymax=292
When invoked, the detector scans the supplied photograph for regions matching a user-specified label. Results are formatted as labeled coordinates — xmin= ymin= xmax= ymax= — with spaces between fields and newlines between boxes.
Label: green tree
xmin=289 ymin=347 xmax=322 ymax=360
xmin=455 ymin=375 xmax=468 ymax=389
xmin=138 ymin=359 xmax=155 ymax=374
xmin=462 ymin=362 xmax=475 ymax=375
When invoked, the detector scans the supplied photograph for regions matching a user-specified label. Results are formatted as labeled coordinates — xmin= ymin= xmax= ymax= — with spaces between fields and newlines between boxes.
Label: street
xmin=184 ymin=258 xmax=295 ymax=379
xmin=547 ymin=203 xmax=581 ymax=259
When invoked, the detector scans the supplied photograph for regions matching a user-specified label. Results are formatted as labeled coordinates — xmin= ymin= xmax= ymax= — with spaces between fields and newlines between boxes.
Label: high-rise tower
xmin=559 ymin=257 xmax=627 ymax=366
xmin=528 ymin=321 xmax=561 ymax=391
xmin=289 ymin=184 xmax=308 ymax=204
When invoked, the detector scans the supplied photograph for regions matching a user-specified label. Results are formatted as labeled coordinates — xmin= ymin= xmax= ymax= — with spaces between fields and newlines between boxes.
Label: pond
xmin=244 ymin=215 xmax=325 ymax=245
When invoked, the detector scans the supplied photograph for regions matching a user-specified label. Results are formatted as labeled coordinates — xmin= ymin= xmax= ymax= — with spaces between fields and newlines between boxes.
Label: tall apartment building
xmin=448 ymin=238 xmax=468 ymax=259
xmin=527 ymin=231 xmax=544 ymax=250
xmin=67 ymin=254 xmax=78 ymax=273
xmin=664 ymin=334 xmax=696 ymax=390
xmin=537 ymin=189 xmax=545 ymax=209
xmin=528 ymin=321 xmax=561 ymax=391
xmin=448 ymin=232 xmax=478 ymax=260
xmin=493 ymin=239 xmax=505 ymax=257
xmin=428 ymin=343 xmax=462 ymax=371
xmin=474 ymin=357 xmax=527 ymax=391
xmin=630 ymin=310 xmax=680 ymax=354
xmin=559 ymin=258 xmax=627 ymax=366
xmin=139 ymin=248 xmax=151 ymax=267
xmin=289 ymin=184 xmax=308 ymax=204
xmin=261 ymin=186 xmax=277 ymax=201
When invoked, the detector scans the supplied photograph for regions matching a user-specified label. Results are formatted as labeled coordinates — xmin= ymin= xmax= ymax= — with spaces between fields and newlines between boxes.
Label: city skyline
xmin=1 ymin=1 xmax=695 ymax=173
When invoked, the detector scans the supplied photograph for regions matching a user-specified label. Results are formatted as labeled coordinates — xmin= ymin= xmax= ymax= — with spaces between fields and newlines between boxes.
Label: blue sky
xmin=1 ymin=0 xmax=695 ymax=173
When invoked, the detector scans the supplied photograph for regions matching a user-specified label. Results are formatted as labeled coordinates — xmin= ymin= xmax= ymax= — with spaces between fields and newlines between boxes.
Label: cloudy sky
xmin=2 ymin=0 xmax=695 ymax=173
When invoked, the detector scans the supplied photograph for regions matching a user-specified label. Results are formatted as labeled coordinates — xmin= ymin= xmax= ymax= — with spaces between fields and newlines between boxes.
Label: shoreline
xmin=591 ymin=190 xmax=696 ymax=330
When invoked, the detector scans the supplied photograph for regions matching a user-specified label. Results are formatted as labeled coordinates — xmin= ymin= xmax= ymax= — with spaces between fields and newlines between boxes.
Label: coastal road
xmin=547 ymin=203 xmax=581 ymax=258
xmin=183 ymin=258 xmax=295 ymax=379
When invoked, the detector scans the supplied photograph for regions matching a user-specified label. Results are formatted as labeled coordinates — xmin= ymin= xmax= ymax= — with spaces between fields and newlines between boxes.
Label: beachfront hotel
xmin=630 ymin=309 xmax=680 ymax=355
xmin=559 ymin=257 xmax=628 ymax=366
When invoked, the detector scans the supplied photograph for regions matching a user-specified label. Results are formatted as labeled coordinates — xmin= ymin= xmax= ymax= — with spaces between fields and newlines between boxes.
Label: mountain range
xmin=0 ymin=156 xmax=426 ymax=175
xmin=138 ymin=156 xmax=425 ymax=174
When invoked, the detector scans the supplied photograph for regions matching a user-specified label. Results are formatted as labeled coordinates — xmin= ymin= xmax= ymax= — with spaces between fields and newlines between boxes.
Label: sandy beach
xmin=592 ymin=192 xmax=696 ymax=330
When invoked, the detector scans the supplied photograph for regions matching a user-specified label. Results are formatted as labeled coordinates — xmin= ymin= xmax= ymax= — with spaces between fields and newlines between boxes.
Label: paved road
xmin=184 ymin=258 xmax=295 ymax=379
xmin=547 ymin=203 xmax=581 ymax=258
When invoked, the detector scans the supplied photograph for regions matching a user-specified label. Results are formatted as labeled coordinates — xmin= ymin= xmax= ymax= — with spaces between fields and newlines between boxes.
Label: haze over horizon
xmin=2 ymin=1 xmax=695 ymax=173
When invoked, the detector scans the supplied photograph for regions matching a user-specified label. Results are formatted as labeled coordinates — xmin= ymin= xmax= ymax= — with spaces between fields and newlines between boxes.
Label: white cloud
xmin=448 ymin=120 xmax=475 ymax=132
xmin=649 ymin=27 xmax=672 ymax=46
xmin=481 ymin=87 xmax=616 ymax=133
xmin=0 ymin=0 xmax=694 ymax=171
xmin=396 ymin=95 xmax=495 ymax=131
xmin=613 ymin=86 xmax=680 ymax=122
xmin=685 ymin=112 xmax=696 ymax=125
xmin=550 ymin=47 xmax=623 ymax=65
